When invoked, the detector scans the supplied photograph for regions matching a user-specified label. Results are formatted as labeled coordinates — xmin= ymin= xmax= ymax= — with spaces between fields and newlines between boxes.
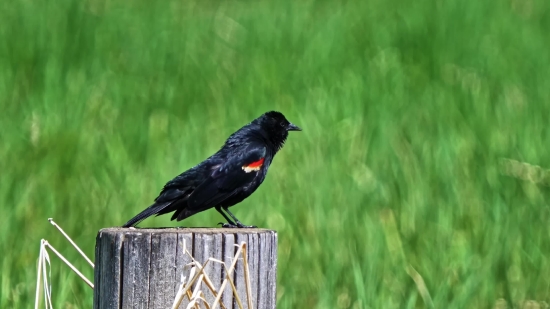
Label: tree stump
xmin=93 ymin=228 xmax=278 ymax=309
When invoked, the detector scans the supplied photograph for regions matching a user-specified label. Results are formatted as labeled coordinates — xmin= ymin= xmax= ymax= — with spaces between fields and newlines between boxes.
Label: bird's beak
xmin=287 ymin=123 xmax=302 ymax=131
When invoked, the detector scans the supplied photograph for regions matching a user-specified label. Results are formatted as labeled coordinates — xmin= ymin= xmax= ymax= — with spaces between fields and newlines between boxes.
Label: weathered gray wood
xmin=193 ymin=232 xmax=223 ymax=305
xmin=257 ymin=233 xmax=268 ymax=309
xmin=234 ymin=233 xmax=248 ymax=309
xmin=148 ymin=232 xmax=177 ymax=308
xmin=234 ymin=233 xmax=260 ymax=308
xmin=249 ymin=233 xmax=260 ymax=308
xmin=121 ymin=232 xmax=151 ymax=309
xmin=221 ymin=233 xmax=235 ymax=308
xmin=174 ymin=232 xmax=193 ymax=308
xmin=94 ymin=228 xmax=278 ymax=309
xmin=94 ymin=230 xmax=123 ymax=309
xmin=266 ymin=232 xmax=278 ymax=309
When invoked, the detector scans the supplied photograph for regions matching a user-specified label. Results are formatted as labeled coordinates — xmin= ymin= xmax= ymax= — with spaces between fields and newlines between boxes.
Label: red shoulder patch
xmin=248 ymin=158 xmax=265 ymax=168
xmin=242 ymin=158 xmax=265 ymax=173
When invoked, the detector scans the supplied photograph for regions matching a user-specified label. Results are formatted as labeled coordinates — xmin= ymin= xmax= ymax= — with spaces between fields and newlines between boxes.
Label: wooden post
xmin=93 ymin=228 xmax=277 ymax=309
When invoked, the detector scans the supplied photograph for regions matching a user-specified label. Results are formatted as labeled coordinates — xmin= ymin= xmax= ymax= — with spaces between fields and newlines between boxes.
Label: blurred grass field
xmin=2 ymin=0 xmax=550 ymax=307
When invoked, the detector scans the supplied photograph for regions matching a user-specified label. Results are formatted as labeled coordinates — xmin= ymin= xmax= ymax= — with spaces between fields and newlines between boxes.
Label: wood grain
xmin=93 ymin=228 xmax=278 ymax=309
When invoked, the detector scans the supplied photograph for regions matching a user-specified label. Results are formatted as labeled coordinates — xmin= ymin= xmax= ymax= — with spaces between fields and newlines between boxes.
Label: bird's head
xmin=254 ymin=111 xmax=301 ymax=150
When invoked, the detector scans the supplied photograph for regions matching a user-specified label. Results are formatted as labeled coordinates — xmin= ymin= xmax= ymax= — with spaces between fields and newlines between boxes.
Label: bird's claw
xmin=219 ymin=222 xmax=257 ymax=228
xmin=236 ymin=221 xmax=257 ymax=228
xmin=220 ymin=222 xmax=238 ymax=228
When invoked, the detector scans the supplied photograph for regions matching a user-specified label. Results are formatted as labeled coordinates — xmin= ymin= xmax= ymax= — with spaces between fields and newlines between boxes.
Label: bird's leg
xmin=216 ymin=206 xmax=238 ymax=228
xmin=223 ymin=207 xmax=257 ymax=228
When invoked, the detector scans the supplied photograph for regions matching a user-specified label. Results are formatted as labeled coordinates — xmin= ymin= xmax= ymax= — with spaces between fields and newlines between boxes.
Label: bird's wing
xmin=153 ymin=155 xmax=222 ymax=202
xmin=150 ymin=176 xmax=194 ymax=210
xmin=186 ymin=144 xmax=267 ymax=211
xmin=122 ymin=176 xmax=197 ymax=227
xmin=150 ymin=159 xmax=225 ymax=216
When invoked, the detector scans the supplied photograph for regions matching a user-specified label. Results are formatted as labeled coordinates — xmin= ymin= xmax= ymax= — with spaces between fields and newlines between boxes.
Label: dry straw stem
xmin=173 ymin=265 xmax=196 ymax=309
xmin=188 ymin=258 xmax=229 ymax=308
xmin=172 ymin=241 xmax=253 ymax=309
xmin=48 ymin=218 xmax=95 ymax=268
xmin=41 ymin=242 xmax=54 ymax=309
xmin=241 ymin=244 xmax=254 ymax=309
xmin=171 ymin=259 xmax=212 ymax=309
xmin=172 ymin=240 xmax=228 ymax=309
xmin=188 ymin=274 xmax=205 ymax=308
xmin=35 ymin=219 xmax=95 ymax=309
xmin=42 ymin=240 xmax=94 ymax=289
xmin=211 ymin=242 xmax=249 ymax=309
xmin=219 ymin=262 xmax=243 ymax=309
xmin=35 ymin=240 xmax=44 ymax=309
xmin=35 ymin=239 xmax=53 ymax=309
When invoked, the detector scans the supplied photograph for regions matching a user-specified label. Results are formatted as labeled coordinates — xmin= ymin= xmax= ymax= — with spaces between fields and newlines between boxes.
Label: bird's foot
xmin=235 ymin=221 xmax=257 ymax=228
xmin=219 ymin=222 xmax=237 ymax=228
xmin=219 ymin=222 xmax=257 ymax=228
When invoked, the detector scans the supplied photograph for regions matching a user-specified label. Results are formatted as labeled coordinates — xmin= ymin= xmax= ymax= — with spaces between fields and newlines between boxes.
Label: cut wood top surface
xmin=98 ymin=227 xmax=276 ymax=234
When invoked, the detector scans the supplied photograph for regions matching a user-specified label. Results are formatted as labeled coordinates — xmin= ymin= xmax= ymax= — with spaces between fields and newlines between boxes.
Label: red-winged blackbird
xmin=122 ymin=111 xmax=301 ymax=228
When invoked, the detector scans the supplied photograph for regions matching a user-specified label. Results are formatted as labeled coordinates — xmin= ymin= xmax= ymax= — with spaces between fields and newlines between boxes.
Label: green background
xmin=1 ymin=0 xmax=550 ymax=307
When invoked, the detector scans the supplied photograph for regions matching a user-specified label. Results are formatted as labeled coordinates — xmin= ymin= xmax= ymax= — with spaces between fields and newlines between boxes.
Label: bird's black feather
xmin=121 ymin=110 xmax=300 ymax=228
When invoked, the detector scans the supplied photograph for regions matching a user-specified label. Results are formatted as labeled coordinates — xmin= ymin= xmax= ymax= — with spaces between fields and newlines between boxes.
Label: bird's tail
xmin=122 ymin=201 xmax=173 ymax=228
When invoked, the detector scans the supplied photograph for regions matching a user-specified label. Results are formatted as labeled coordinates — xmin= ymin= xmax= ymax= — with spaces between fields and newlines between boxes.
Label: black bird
xmin=122 ymin=111 xmax=301 ymax=228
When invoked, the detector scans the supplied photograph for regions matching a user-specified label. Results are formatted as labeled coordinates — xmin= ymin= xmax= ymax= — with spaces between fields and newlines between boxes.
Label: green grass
xmin=2 ymin=0 xmax=550 ymax=307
